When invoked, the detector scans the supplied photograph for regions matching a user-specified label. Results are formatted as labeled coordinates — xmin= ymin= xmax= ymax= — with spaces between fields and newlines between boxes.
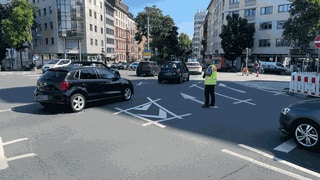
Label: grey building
xmin=192 ymin=10 xmax=206 ymax=60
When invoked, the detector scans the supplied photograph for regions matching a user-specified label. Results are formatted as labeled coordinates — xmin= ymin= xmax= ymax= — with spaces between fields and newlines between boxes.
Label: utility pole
xmin=147 ymin=15 xmax=150 ymax=51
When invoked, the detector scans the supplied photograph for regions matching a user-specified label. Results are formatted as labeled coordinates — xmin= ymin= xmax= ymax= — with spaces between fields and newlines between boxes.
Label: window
xmin=38 ymin=9 xmax=41 ymax=16
xmin=94 ymin=12 xmax=97 ymax=19
xmin=244 ymin=8 xmax=256 ymax=17
xmin=90 ymin=24 xmax=93 ymax=31
xmin=45 ymin=38 xmax=49 ymax=45
xmin=259 ymin=22 xmax=272 ymax=30
xmin=101 ymin=28 xmax=103 ymax=34
xmin=80 ymin=69 xmax=97 ymax=79
xmin=101 ymin=40 xmax=104 ymax=46
xmin=90 ymin=38 xmax=93 ymax=45
xmin=96 ymin=69 xmax=115 ymax=79
xmin=276 ymin=38 xmax=289 ymax=47
xmin=43 ymin=8 xmax=47 ymax=16
xmin=229 ymin=0 xmax=239 ymax=4
xmin=51 ymin=38 xmax=54 ymax=45
xmin=50 ymin=22 xmax=53 ymax=29
xmin=259 ymin=39 xmax=271 ymax=47
xmin=95 ymin=39 xmax=98 ymax=46
xmin=279 ymin=4 xmax=291 ymax=13
xmin=89 ymin=9 xmax=92 ymax=16
xmin=94 ymin=26 xmax=97 ymax=32
xmin=49 ymin=6 xmax=52 ymax=14
xmin=44 ymin=23 xmax=48 ymax=31
xmin=277 ymin=21 xmax=286 ymax=29
xmin=260 ymin=6 xmax=273 ymax=15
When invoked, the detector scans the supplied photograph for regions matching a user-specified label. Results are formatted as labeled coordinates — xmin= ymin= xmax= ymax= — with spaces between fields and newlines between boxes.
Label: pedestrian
xmin=202 ymin=63 xmax=217 ymax=108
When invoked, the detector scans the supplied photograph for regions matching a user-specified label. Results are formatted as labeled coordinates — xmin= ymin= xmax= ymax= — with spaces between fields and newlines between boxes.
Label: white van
xmin=260 ymin=61 xmax=289 ymax=75
xmin=42 ymin=59 xmax=71 ymax=73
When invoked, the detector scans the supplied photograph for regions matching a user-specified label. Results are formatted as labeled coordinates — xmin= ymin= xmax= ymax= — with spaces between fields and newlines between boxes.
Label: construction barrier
xmin=289 ymin=72 xmax=320 ymax=97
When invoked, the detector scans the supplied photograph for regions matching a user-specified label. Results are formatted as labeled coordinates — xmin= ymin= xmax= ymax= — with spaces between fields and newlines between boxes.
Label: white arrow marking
xmin=180 ymin=93 xmax=203 ymax=104
xmin=134 ymin=103 xmax=152 ymax=111
xmin=219 ymin=83 xmax=246 ymax=93
xmin=137 ymin=81 xmax=145 ymax=86
xmin=138 ymin=109 xmax=167 ymax=119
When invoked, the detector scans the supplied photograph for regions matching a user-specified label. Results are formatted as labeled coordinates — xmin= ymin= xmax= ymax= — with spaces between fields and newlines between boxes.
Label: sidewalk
xmin=218 ymin=72 xmax=291 ymax=92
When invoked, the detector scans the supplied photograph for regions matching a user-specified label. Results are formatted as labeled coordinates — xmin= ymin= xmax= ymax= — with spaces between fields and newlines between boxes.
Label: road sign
xmin=314 ymin=35 xmax=320 ymax=48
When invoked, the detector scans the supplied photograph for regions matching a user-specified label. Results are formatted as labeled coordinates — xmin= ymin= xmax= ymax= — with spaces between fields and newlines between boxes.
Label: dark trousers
xmin=204 ymin=85 xmax=215 ymax=106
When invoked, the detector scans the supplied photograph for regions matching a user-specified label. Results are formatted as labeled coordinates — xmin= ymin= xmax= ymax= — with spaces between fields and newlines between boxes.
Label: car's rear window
xmin=161 ymin=62 xmax=178 ymax=70
xmin=40 ymin=70 xmax=68 ymax=82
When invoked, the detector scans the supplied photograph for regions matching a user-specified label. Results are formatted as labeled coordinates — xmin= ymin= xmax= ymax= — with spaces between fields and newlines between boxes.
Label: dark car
xmin=136 ymin=61 xmax=160 ymax=76
xmin=117 ymin=62 xmax=128 ymax=70
xmin=158 ymin=61 xmax=190 ymax=83
xmin=69 ymin=61 xmax=120 ymax=76
xmin=34 ymin=66 xmax=134 ymax=112
xmin=279 ymin=99 xmax=320 ymax=151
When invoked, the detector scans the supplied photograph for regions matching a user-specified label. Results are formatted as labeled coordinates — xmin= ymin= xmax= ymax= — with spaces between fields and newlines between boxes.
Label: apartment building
xmin=204 ymin=0 xmax=294 ymax=64
xmin=28 ymin=0 xmax=138 ymax=66
xmin=192 ymin=10 xmax=207 ymax=60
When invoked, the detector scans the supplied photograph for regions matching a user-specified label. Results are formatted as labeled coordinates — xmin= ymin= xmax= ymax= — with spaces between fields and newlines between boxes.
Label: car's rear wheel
xmin=70 ymin=93 xmax=86 ymax=112
xmin=291 ymin=119 xmax=320 ymax=151
xmin=122 ymin=87 xmax=132 ymax=100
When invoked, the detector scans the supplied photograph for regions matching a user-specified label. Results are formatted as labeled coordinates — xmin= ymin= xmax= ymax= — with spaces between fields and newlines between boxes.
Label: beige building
xmin=204 ymin=0 xmax=294 ymax=64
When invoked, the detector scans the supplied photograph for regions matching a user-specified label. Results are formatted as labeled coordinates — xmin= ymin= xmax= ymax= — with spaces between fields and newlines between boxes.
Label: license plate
xmin=164 ymin=72 xmax=172 ymax=75
xmin=37 ymin=95 xmax=49 ymax=101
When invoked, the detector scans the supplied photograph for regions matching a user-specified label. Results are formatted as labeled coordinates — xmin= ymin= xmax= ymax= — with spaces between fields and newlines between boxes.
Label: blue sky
xmin=121 ymin=0 xmax=210 ymax=38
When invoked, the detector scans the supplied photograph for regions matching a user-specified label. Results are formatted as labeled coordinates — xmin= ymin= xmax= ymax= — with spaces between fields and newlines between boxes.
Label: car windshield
xmin=47 ymin=59 xmax=59 ymax=64
xmin=187 ymin=62 xmax=200 ymax=66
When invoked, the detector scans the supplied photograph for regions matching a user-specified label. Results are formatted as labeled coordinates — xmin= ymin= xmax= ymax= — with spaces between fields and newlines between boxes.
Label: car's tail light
xmin=58 ymin=81 xmax=70 ymax=90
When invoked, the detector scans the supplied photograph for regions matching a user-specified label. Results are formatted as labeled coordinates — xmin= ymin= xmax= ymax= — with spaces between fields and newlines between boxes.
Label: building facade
xmin=192 ymin=10 xmax=207 ymax=60
xmin=28 ymin=0 xmax=138 ymax=67
xmin=203 ymin=0 xmax=296 ymax=65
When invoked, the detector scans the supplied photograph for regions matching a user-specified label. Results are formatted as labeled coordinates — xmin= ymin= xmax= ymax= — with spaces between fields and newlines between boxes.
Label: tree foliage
xmin=0 ymin=3 xmax=12 ymax=61
xmin=0 ymin=0 xmax=36 ymax=68
xmin=282 ymin=0 xmax=320 ymax=51
xmin=134 ymin=6 xmax=180 ymax=61
xmin=177 ymin=33 xmax=192 ymax=60
xmin=219 ymin=14 xmax=255 ymax=62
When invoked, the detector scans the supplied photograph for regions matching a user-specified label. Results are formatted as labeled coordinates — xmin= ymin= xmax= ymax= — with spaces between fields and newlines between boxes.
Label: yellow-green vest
xmin=205 ymin=64 xmax=217 ymax=85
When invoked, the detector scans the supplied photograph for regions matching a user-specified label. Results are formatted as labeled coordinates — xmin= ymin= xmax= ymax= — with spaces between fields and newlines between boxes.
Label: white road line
xmin=0 ymin=109 xmax=11 ymax=113
xmin=222 ymin=149 xmax=311 ymax=180
xmin=0 ymin=137 xmax=9 ymax=170
xmin=7 ymin=153 xmax=36 ymax=162
xmin=239 ymin=144 xmax=320 ymax=178
xmin=2 ymin=138 xmax=29 ymax=146
xmin=273 ymin=139 xmax=297 ymax=153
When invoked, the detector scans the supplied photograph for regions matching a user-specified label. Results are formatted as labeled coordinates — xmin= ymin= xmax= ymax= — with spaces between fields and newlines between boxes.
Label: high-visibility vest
xmin=205 ymin=64 xmax=217 ymax=85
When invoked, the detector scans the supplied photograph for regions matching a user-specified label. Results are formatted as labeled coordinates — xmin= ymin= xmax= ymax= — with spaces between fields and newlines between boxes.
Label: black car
xmin=136 ymin=61 xmax=160 ymax=76
xmin=34 ymin=66 xmax=134 ymax=112
xmin=279 ymin=99 xmax=320 ymax=151
xmin=69 ymin=61 xmax=120 ymax=76
xmin=158 ymin=61 xmax=190 ymax=83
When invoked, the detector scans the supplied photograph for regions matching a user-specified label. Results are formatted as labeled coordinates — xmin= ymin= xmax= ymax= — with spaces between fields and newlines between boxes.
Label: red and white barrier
xmin=289 ymin=72 xmax=320 ymax=97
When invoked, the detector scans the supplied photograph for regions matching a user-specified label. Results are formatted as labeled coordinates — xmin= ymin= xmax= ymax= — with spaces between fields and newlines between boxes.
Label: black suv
xmin=158 ymin=61 xmax=190 ymax=83
xmin=136 ymin=61 xmax=160 ymax=76
xmin=69 ymin=61 xmax=120 ymax=76
xmin=34 ymin=66 xmax=134 ymax=112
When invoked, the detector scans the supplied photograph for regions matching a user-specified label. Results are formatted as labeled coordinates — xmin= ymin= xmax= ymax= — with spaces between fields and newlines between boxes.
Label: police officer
xmin=202 ymin=63 xmax=217 ymax=108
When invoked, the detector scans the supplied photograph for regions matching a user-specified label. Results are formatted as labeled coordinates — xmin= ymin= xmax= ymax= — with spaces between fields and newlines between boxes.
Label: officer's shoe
xmin=202 ymin=104 xmax=209 ymax=108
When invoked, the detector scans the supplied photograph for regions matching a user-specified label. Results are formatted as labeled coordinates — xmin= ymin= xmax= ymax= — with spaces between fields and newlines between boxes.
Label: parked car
xmin=110 ymin=63 xmax=119 ymax=69
xmin=34 ymin=66 xmax=134 ymax=112
xmin=41 ymin=59 xmax=71 ymax=73
xmin=279 ymin=99 xmax=320 ymax=151
xmin=128 ymin=62 xmax=139 ymax=71
xmin=186 ymin=61 xmax=202 ymax=75
xmin=158 ymin=61 xmax=190 ymax=83
xmin=117 ymin=62 xmax=128 ymax=70
xmin=136 ymin=61 xmax=160 ymax=76
xmin=260 ymin=61 xmax=288 ymax=75
xmin=68 ymin=61 xmax=120 ymax=76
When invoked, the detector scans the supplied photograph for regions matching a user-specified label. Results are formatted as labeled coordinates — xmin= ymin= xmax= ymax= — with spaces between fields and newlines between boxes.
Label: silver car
xmin=42 ymin=59 xmax=71 ymax=73
xmin=279 ymin=99 xmax=320 ymax=151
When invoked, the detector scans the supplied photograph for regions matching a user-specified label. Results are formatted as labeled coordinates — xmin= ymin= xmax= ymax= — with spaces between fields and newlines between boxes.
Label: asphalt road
xmin=0 ymin=70 xmax=319 ymax=180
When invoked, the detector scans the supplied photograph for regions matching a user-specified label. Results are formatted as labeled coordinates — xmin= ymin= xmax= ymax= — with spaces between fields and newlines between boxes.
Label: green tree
xmin=134 ymin=6 xmax=179 ymax=61
xmin=219 ymin=14 xmax=255 ymax=65
xmin=282 ymin=0 xmax=320 ymax=51
xmin=0 ymin=3 xmax=12 ymax=63
xmin=0 ymin=0 xmax=35 ymax=69
xmin=177 ymin=33 xmax=192 ymax=61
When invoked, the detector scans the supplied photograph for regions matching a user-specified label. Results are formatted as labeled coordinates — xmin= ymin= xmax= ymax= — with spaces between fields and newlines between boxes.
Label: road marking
xmin=190 ymin=84 xmax=256 ymax=106
xmin=222 ymin=149 xmax=311 ymax=180
xmin=181 ymin=93 xmax=204 ymax=104
xmin=239 ymin=144 xmax=320 ymax=178
xmin=0 ymin=137 xmax=36 ymax=170
xmin=0 ymin=137 xmax=8 ymax=170
xmin=273 ymin=139 xmax=297 ymax=153
xmin=0 ymin=109 xmax=11 ymax=113
xmin=114 ymin=97 xmax=191 ymax=128
xmin=219 ymin=83 xmax=246 ymax=93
